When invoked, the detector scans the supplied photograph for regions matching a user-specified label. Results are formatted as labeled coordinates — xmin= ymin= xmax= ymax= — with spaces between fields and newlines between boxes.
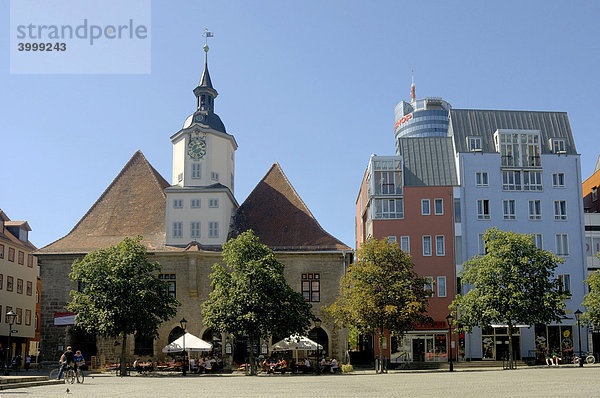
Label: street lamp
xmin=314 ymin=317 xmax=322 ymax=375
xmin=180 ymin=317 xmax=187 ymax=376
xmin=4 ymin=310 xmax=17 ymax=376
xmin=446 ymin=313 xmax=454 ymax=372
xmin=574 ymin=310 xmax=583 ymax=368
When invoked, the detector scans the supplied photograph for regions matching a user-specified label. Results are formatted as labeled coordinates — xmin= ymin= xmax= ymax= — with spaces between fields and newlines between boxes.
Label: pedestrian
xmin=25 ymin=355 xmax=31 ymax=371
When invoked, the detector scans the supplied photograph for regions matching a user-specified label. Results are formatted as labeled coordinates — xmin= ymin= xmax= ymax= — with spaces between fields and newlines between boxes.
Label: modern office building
xmin=0 ymin=209 xmax=38 ymax=369
xmin=449 ymin=109 xmax=587 ymax=361
xmin=356 ymin=136 xmax=458 ymax=364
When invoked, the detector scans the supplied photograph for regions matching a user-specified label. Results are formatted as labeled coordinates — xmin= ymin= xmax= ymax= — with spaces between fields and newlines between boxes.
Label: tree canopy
xmin=583 ymin=258 xmax=600 ymax=326
xmin=451 ymin=228 xmax=567 ymax=368
xmin=200 ymin=230 xmax=314 ymax=375
xmin=66 ymin=236 xmax=179 ymax=375
xmin=325 ymin=238 xmax=430 ymax=372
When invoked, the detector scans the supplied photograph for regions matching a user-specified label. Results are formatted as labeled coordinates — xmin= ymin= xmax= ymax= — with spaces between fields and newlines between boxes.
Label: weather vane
xmin=203 ymin=28 xmax=214 ymax=47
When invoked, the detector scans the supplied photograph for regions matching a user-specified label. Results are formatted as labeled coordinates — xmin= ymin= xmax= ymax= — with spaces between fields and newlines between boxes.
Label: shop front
xmin=534 ymin=324 xmax=574 ymax=364
xmin=481 ymin=326 xmax=521 ymax=360
xmin=391 ymin=331 xmax=449 ymax=363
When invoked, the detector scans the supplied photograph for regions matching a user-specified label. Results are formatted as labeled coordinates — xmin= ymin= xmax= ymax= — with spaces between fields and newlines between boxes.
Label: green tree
xmin=325 ymin=238 xmax=430 ymax=373
xmin=583 ymin=255 xmax=600 ymax=326
xmin=451 ymin=228 xmax=567 ymax=369
xmin=66 ymin=236 xmax=179 ymax=376
xmin=200 ymin=230 xmax=314 ymax=375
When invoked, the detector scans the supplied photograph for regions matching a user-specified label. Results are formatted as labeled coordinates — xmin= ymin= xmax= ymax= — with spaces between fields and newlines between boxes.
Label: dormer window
xmin=551 ymin=138 xmax=566 ymax=154
xmin=496 ymin=130 xmax=541 ymax=167
xmin=468 ymin=136 xmax=482 ymax=152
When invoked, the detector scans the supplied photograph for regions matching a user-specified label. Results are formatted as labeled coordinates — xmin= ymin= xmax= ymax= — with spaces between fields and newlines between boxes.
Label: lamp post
xmin=446 ymin=313 xmax=454 ymax=372
xmin=314 ymin=317 xmax=322 ymax=375
xmin=4 ymin=310 xmax=17 ymax=376
xmin=574 ymin=310 xmax=583 ymax=368
xmin=180 ymin=317 xmax=187 ymax=376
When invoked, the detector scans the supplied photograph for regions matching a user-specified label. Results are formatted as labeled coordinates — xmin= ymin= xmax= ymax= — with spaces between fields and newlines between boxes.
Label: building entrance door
xmin=412 ymin=338 xmax=425 ymax=362
xmin=495 ymin=337 xmax=509 ymax=360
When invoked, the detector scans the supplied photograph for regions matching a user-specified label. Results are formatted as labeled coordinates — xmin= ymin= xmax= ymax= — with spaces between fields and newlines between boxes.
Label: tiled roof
xmin=37 ymin=151 xmax=177 ymax=254
xmin=398 ymin=137 xmax=458 ymax=187
xmin=230 ymin=163 xmax=350 ymax=251
xmin=0 ymin=209 xmax=37 ymax=251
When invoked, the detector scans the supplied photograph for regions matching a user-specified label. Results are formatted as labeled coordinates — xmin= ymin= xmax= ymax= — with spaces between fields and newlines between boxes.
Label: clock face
xmin=195 ymin=114 xmax=204 ymax=122
xmin=187 ymin=135 xmax=207 ymax=160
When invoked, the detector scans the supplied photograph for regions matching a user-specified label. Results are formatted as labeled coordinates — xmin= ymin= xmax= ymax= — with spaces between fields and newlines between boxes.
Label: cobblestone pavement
xmin=2 ymin=366 xmax=600 ymax=398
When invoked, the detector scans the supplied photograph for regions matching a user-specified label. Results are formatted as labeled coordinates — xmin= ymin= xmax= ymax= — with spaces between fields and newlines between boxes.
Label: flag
xmin=204 ymin=31 xmax=214 ymax=37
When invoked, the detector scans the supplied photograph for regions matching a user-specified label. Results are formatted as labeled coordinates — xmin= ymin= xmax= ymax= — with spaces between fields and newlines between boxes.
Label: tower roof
xmin=199 ymin=48 xmax=214 ymax=89
xmin=37 ymin=151 xmax=175 ymax=254
xmin=230 ymin=163 xmax=350 ymax=251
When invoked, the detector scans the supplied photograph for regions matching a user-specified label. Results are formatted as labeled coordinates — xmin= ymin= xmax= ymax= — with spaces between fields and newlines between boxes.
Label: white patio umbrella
xmin=162 ymin=332 xmax=213 ymax=353
xmin=271 ymin=335 xmax=323 ymax=351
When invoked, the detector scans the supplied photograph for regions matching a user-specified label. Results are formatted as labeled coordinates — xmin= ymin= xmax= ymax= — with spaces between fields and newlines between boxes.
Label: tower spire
xmin=410 ymin=66 xmax=416 ymax=102
xmin=194 ymin=29 xmax=217 ymax=112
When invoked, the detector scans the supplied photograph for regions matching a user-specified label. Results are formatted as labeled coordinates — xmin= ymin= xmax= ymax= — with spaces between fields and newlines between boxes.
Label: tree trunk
xmin=507 ymin=323 xmax=514 ymax=370
xmin=120 ymin=333 xmax=127 ymax=376
xmin=377 ymin=328 xmax=384 ymax=374
xmin=249 ymin=335 xmax=256 ymax=376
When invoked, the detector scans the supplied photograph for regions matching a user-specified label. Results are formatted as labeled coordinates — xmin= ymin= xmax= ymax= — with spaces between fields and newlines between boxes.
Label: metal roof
xmin=398 ymin=137 xmax=458 ymax=186
xmin=449 ymin=109 xmax=576 ymax=154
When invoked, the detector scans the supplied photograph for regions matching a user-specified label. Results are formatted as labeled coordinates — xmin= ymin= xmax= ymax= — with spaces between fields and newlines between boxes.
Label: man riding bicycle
xmin=57 ymin=346 xmax=75 ymax=380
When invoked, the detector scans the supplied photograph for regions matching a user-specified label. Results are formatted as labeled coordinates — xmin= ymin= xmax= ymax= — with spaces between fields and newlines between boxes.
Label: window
xmin=177 ymin=172 xmax=183 ymax=183
xmin=558 ymin=274 xmax=571 ymax=295
xmin=25 ymin=309 xmax=31 ymax=326
xmin=468 ymin=136 xmax=482 ymax=151
xmin=5 ymin=306 xmax=12 ymax=323
xmin=400 ymin=236 xmax=410 ymax=252
xmin=34 ymin=313 xmax=38 ymax=330
xmin=374 ymin=170 xmax=402 ymax=195
xmin=17 ymin=279 xmax=23 ymax=294
xmin=529 ymin=200 xmax=542 ymax=220
xmin=26 ymin=281 xmax=32 ymax=296
xmin=497 ymin=131 xmax=541 ymax=167
xmin=27 ymin=254 xmax=33 ymax=268
xmin=435 ymin=235 xmax=445 ymax=256
xmin=437 ymin=276 xmax=447 ymax=297
xmin=434 ymin=199 xmax=443 ymax=215
xmin=211 ymin=172 xmax=219 ymax=181
xmin=555 ymin=234 xmax=569 ymax=256
xmin=503 ymin=200 xmax=516 ymax=220
xmin=208 ymin=199 xmax=219 ymax=208
xmin=16 ymin=308 xmax=22 ymax=325
xmin=593 ymin=187 xmax=598 ymax=202
xmin=0 ymin=274 xmax=3 ymax=290
xmin=190 ymin=222 xmax=201 ymax=239
xmin=172 ymin=222 xmax=183 ymax=238
xmin=7 ymin=276 xmax=13 ymax=292
xmin=302 ymin=273 xmax=320 ymax=302
xmin=374 ymin=198 xmax=404 ymax=219
xmin=534 ymin=234 xmax=543 ymax=249
xmin=421 ymin=199 xmax=431 ymax=215
xmin=478 ymin=234 xmax=487 ymax=255
xmin=0 ymin=244 xmax=3 ymax=258
xmin=387 ymin=236 xmax=397 ymax=244
xmin=159 ymin=273 xmax=176 ymax=298
xmin=423 ymin=236 xmax=432 ymax=256
xmin=502 ymin=171 xmax=521 ymax=191
xmin=554 ymin=200 xmax=567 ymax=221
xmin=552 ymin=173 xmax=565 ymax=188
xmin=192 ymin=162 xmax=202 ymax=179
xmin=523 ymin=171 xmax=543 ymax=191
xmin=454 ymin=198 xmax=461 ymax=223
xmin=8 ymin=247 xmax=15 ymax=262
xmin=424 ymin=277 xmax=434 ymax=297
xmin=191 ymin=199 xmax=201 ymax=208
xmin=173 ymin=199 xmax=183 ymax=209
xmin=477 ymin=199 xmax=490 ymax=220
xmin=208 ymin=221 xmax=219 ymax=238
xmin=552 ymin=139 xmax=566 ymax=153
xmin=476 ymin=172 xmax=489 ymax=187
xmin=18 ymin=251 xmax=24 ymax=265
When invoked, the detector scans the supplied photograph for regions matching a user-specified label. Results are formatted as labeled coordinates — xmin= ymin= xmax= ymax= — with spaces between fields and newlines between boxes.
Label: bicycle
xmin=573 ymin=352 xmax=596 ymax=365
xmin=49 ymin=364 xmax=83 ymax=383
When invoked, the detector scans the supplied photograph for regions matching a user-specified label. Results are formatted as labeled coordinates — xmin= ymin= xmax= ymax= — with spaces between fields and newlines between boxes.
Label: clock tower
xmin=165 ymin=43 xmax=238 ymax=247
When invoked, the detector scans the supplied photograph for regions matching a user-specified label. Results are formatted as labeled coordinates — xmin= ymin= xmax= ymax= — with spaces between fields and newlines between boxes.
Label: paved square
xmin=2 ymin=366 xmax=600 ymax=397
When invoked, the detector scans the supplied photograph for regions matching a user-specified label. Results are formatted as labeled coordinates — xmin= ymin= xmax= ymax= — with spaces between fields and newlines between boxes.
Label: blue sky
xmin=1 ymin=0 xmax=599 ymax=249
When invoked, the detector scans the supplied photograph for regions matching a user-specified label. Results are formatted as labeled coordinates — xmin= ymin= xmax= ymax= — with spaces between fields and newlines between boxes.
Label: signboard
xmin=394 ymin=113 xmax=413 ymax=131
xmin=54 ymin=312 xmax=77 ymax=326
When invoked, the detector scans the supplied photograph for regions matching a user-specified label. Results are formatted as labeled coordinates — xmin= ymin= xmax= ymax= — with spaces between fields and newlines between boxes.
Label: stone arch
xmin=201 ymin=328 xmax=223 ymax=354
xmin=168 ymin=326 xmax=185 ymax=344
xmin=308 ymin=327 xmax=329 ymax=357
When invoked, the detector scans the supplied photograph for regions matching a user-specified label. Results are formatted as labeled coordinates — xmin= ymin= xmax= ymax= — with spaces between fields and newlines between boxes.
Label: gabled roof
xmin=0 ymin=209 xmax=37 ymax=251
xmin=230 ymin=163 xmax=350 ymax=251
xmin=449 ymin=109 xmax=576 ymax=154
xmin=398 ymin=137 xmax=458 ymax=187
xmin=37 ymin=151 xmax=176 ymax=254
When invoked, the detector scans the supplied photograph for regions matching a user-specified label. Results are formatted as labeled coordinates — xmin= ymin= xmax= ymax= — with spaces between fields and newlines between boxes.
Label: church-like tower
xmin=165 ymin=43 xmax=238 ymax=247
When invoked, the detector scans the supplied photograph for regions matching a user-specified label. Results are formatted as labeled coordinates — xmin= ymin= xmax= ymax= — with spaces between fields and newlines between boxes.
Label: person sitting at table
xmin=303 ymin=357 xmax=312 ymax=373
xmin=276 ymin=358 xmax=287 ymax=373
xmin=289 ymin=359 xmax=297 ymax=373
xmin=330 ymin=358 xmax=339 ymax=373
xmin=204 ymin=356 xmax=214 ymax=373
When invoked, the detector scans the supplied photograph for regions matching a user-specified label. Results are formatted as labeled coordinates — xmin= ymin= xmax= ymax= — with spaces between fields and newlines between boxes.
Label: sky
xmin=1 ymin=0 xmax=599 ymax=249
